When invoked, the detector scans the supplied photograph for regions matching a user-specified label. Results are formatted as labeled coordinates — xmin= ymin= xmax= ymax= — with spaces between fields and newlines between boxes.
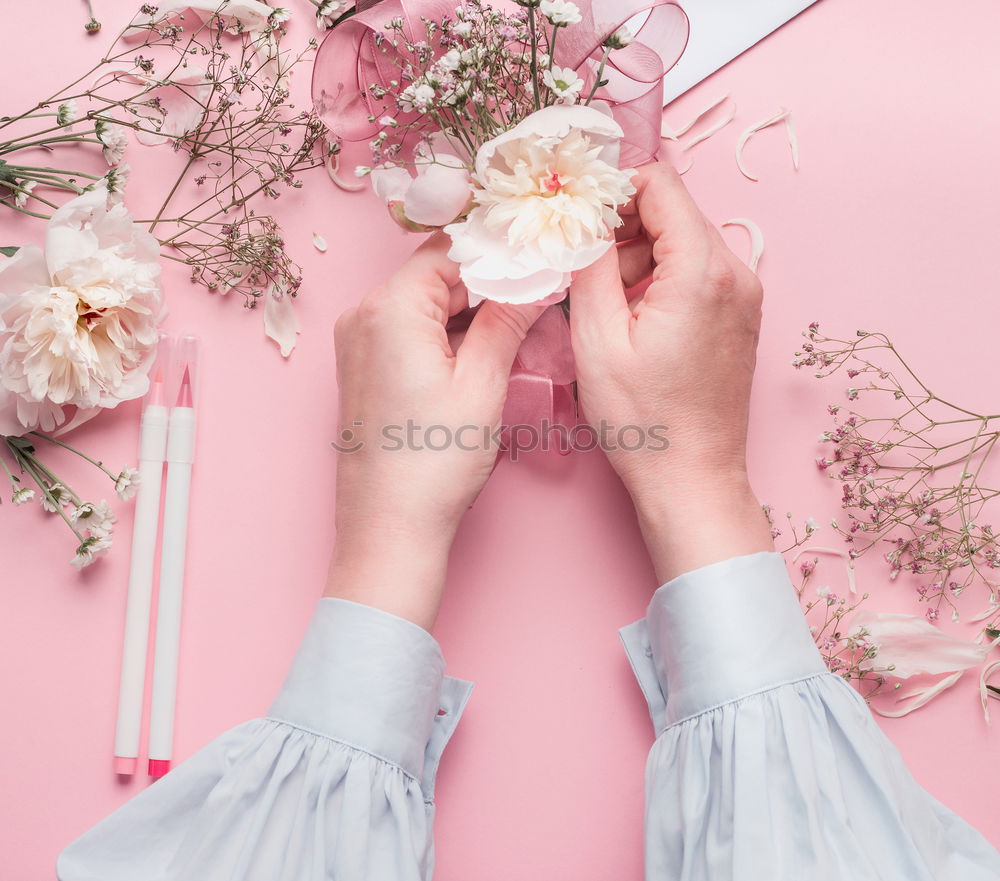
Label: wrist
xmin=629 ymin=468 xmax=775 ymax=586
xmin=325 ymin=519 xmax=456 ymax=632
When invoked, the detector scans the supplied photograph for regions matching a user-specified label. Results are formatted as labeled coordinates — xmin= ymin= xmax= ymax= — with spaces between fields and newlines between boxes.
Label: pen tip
xmin=150 ymin=371 xmax=166 ymax=407
xmin=177 ymin=365 xmax=193 ymax=407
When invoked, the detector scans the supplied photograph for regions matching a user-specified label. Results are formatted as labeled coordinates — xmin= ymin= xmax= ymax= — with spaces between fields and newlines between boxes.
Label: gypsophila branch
xmin=794 ymin=323 xmax=1000 ymax=630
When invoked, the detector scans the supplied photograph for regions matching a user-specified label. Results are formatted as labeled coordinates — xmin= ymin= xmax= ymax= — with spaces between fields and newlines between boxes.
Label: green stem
xmin=527 ymin=8 xmax=541 ymax=111
xmin=5 ymin=442 xmax=85 ymax=540
xmin=29 ymin=431 xmax=118 ymax=481
xmin=584 ymin=47 xmax=611 ymax=105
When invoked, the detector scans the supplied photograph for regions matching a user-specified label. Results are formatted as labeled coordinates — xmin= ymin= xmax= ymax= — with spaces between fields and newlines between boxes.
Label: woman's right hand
xmin=569 ymin=163 xmax=775 ymax=583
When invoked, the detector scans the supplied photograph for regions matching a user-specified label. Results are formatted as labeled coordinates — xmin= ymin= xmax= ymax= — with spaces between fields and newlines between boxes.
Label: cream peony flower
xmin=0 ymin=184 xmax=163 ymax=435
xmin=445 ymin=103 xmax=635 ymax=305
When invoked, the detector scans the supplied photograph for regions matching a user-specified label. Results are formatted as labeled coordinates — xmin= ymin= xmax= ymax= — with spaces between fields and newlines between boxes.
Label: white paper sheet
xmin=662 ymin=0 xmax=821 ymax=104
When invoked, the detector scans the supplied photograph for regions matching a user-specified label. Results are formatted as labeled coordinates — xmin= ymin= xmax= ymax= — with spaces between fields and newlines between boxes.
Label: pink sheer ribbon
xmin=312 ymin=0 xmax=689 ymax=165
xmin=500 ymin=305 xmax=577 ymax=455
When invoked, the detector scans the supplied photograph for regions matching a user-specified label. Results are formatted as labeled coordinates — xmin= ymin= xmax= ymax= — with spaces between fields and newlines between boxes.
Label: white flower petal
xmin=263 ymin=285 xmax=299 ymax=357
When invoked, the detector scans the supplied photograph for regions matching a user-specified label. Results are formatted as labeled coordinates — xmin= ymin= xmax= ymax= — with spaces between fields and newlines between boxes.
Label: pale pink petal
xmin=404 ymin=162 xmax=471 ymax=227
xmin=263 ymin=285 xmax=299 ymax=357
xmin=370 ymin=165 xmax=412 ymax=204
xmin=43 ymin=187 xmax=109 ymax=279
xmin=0 ymin=245 xmax=50 ymax=296
xmin=133 ymin=68 xmax=212 ymax=146
xmin=850 ymin=610 xmax=989 ymax=679
xmin=980 ymin=659 xmax=1000 ymax=722
xmin=0 ymin=386 xmax=25 ymax=435
xmin=125 ymin=0 xmax=275 ymax=40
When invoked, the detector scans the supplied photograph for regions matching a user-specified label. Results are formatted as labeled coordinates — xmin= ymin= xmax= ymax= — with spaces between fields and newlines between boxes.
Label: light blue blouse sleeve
xmin=619 ymin=551 xmax=1000 ymax=881
xmin=57 ymin=597 xmax=473 ymax=881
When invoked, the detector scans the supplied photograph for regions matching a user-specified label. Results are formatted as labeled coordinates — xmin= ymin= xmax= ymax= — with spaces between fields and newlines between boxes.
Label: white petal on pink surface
xmin=723 ymin=218 xmax=764 ymax=273
xmin=736 ymin=107 xmax=800 ymax=182
xmin=849 ymin=609 xmax=991 ymax=717
xmin=327 ymin=153 xmax=366 ymax=192
xmin=263 ymin=284 xmax=300 ymax=358
xmin=661 ymin=93 xmax=732 ymax=141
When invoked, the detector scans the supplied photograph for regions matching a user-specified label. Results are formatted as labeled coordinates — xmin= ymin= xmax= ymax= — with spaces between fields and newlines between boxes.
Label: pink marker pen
xmin=147 ymin=335 xmax=199 ymax=778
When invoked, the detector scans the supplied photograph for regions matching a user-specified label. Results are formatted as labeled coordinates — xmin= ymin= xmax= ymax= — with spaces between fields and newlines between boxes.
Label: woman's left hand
xmin=325 ymin=233 xmax=545 ymax=630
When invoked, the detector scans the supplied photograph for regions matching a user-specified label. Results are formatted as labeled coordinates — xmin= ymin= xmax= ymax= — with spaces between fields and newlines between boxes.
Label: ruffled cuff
xmin=268 ymin=597 xmax=473 ymax=799
xmin=619 ymin=551 xmax=825 ymax=731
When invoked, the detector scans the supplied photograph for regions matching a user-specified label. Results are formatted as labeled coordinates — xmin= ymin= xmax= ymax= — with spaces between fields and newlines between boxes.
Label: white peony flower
xmin=95 ymin=119 xmax=128 ymax=165
xmin=542 ymin=65 xmax=584 ymax=102
xmin=0 ymin=184 xmax=163 ymax=435
xmin=540 ymin=0 xmax=582 ymax=26
xmin=114 ymin=467 xmax=141 ymax=501
xmin=445 ymin=103 xmax=636 ymax=305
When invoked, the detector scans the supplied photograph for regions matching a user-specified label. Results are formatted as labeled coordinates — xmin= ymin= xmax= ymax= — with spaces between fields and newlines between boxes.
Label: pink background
xmin=3 ymin=0 xmax=1000 ymax=877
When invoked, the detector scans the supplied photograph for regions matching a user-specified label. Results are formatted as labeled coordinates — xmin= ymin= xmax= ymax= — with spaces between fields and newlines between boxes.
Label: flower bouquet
xmin=310 ymin=0 xmax=687 ymax=443
xmin=312 ymin=0 xmax=689 ymax=305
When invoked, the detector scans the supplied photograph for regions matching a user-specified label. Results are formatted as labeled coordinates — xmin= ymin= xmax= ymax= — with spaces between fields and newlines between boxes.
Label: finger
xmin=630 ymin=162 xmax=714 ymax=275
xmin=384 ymin=232 xmax=464 ymax=320
xmin=456 ymin=300 xmax=546 ymax=383
xmin=568 ymin=247 xmax=629 ymax=342
xmin=616 ymin=237 xmax=654 ymax=290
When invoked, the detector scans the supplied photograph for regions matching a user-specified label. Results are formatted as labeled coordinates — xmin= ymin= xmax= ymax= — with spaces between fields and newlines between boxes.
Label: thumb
xmin=456 ymin=299 xmax=546 ymax=384
xmin=568 ymin=247 xmax=629 ymax=344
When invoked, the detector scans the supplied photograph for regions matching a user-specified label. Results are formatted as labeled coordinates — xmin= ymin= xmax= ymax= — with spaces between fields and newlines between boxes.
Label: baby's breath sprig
xmin=354 ymin=0 xmax=627 ymax=180
xmin=2 ymin=433 xmax=139 ymax=569
xmin=794 ymin=323 xmax=1000 ymax=630
xmin=771 ymin=510 xmax=887 ymax=697
xmin=0 ymin=4 xmax=328 ymax=307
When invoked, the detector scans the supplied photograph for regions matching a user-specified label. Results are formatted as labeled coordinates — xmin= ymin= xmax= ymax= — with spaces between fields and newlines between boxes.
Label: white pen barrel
xmin=113 ymin=404 xmax=168 ymax=766
xmin=148 ymin=406 xmax=196 ymax=766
